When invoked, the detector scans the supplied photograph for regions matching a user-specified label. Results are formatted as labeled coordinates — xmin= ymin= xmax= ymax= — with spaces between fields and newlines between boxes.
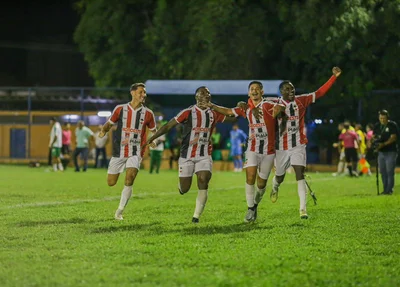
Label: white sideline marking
xmin=1 ymin=177 xmax=334 ymax=210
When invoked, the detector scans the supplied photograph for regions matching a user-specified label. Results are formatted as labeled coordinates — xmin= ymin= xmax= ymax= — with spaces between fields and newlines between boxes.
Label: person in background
xmin=94 ymin=125 xmax=109 ymax=168
xmin=149 ymin=121 xmax=166 ymax=174
xmin=74 ymin=120 xmax=94 ymax=172
xmin=339 ymin=123 xmax=359 ymax=177
xmin=373 ymin=110 xmax=398 ymax=195
xmin=61 ymin=123 xmax=72 ymax=169
xmin=230 ymin=123 xmax=247 ymax=172
xmin=211 ymin=128 xmax=221 ymax=151
xmin=49 ymin=117 xmax=64 ymax=172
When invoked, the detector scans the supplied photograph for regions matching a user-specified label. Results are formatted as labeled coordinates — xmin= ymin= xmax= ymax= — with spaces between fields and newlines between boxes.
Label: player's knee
xmin=107 ymin=179 xmax=117 ymax=187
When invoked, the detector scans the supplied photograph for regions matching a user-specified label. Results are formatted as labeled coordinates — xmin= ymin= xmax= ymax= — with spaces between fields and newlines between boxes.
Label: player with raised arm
xmin=144 ymin=87 xmax=226 ymax=223
xmin=271 ymin=67 xmax=342 ymax=219
xmin=98 ymin=83 xmax=157 ymax=220
xmin=208 ymin=81 xmax=284 ymax=222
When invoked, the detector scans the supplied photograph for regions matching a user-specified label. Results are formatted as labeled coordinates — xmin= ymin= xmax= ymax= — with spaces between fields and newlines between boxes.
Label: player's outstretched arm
xmin=99 ymin=122 xmax=113 ymax=138
xmin=143 ymin=118 xmax=178 ymax=148
xmin=208 ymin=102 xmax=236 ymax=117
xmin=315 ymin=66 xmax=342 ymax=99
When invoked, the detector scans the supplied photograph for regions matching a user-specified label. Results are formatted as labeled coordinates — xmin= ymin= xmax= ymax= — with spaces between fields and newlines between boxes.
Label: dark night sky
xmin=0 ymin=1 xmax=93 ymax=86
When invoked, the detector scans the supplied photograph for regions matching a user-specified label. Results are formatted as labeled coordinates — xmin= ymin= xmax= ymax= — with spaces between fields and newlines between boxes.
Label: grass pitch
xmin=0 ymin=165 xmax=399 ymax=286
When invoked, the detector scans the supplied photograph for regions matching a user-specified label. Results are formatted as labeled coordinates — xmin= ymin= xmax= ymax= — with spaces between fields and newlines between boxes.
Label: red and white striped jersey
xmin=175 ymin=105 xmax=225 ymax=159
xmin=108 ymin=103 xmax=156 ymax=158
xmin=232 ymin=100 xmax=276 ymax=155
xmin=276 ymin=93 xmax=315 ymax=150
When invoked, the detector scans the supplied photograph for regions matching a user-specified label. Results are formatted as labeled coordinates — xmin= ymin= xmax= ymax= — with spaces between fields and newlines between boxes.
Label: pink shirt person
xmin=62 ymin=130 xmax=71 ymax=145
xmin=339 ymin=130 xmax=358 ymax=148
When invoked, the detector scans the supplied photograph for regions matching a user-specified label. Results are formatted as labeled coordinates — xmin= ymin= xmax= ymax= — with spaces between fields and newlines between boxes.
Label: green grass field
xmin=0 ymin=165 xmax=399 ymax=287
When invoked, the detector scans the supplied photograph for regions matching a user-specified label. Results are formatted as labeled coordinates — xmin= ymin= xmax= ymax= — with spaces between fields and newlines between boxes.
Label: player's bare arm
xmin=147 ymin=129 xmax=158 ymax=149
xmin=208 ymin=102 xmax=235 ymax=117
xmin=314 ymin=66 xmax=342 ymax=99
xmin=99 ymin=122 xmax=113 ymax=138
xmin=144 ymin=118 xmax=178 ymax=147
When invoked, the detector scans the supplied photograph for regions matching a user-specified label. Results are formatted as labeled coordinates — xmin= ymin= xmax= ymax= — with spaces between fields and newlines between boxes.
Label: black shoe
xmin=192 ymin=217 xmax=199 ymax=224
xmin=179 ymin=189 xmax=184 ymax=195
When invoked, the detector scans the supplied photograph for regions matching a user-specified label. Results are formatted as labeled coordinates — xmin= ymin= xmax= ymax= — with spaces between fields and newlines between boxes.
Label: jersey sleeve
xmin=214 ymin=111 xmax=226 ymax=123
xmin=232 ymin=107 xmax=246 ymax=118
xmin=109 ymin=105 xmax=123 ymax=124
xmin=296 ymin=93 xmax=316 ymax=108
xmin=146 ymin=110 xmax=157 ymax=131
xmin=174 ymin=108 xmax=191 ymax=123
xmin=261 ymin=101 xmax=275 ymax=116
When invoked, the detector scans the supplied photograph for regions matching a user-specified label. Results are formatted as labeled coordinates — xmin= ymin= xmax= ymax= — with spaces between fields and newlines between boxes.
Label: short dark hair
xmin=279 ymin=80 xmax=292 ymax=91
xmin=130 ymin=83 xmax=145 ymax=91
xmin=50 ymin=117 xmax=57 ymax=122
xmin=344 ymin=123 xmax=350 ymax=130
xmin=248 ymin=81 xmax=263 ymax=90
xmin=379 ymin=109 xmax=389 ymax=118
xmin=195 ymin=86 xmax=207 ymax=96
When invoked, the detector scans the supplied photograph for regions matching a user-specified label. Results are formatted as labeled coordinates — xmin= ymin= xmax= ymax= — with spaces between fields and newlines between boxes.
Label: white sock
xmin=337 ymin=161 xmax=345 ymax=173
xmin=254 ymin=187 xmax=266 ymax=205
xmin=193 ymin=189 xmax=208 ymax=218
xmin=52 ymin=163 xmax=58 ymax=171
xmin=118 ymin=185 xmax=133 ymax=210
xmin=297 ymin=179 xmax=307 ymax=211
xmin=58 ymin=163 xmax=64 ymax=171
xmin=245 ymin=183 xmax=255 ymax=208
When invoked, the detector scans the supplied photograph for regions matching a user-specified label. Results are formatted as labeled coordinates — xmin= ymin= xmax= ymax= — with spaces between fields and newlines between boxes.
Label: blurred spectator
xmin=73 ymin=120 xmax=94 ymax=172
xmin=230 ymin=123 xmax=247 ymax=172
xmin=211 ymin=128 xmax=221 ymax=150
xmin=149 ymin=121 xmax=166 ymax=174
xmin=49 ymin=117 xmax=64 ymax=172
xmin=61 ymin=123 xmax=72 ymax=169
xmin=94 ymin=125 xmax=109 ymax=168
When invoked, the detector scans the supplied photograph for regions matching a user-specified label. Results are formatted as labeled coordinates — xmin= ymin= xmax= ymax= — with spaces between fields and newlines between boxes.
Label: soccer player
xmin=230 ymin=123 xmax=247 ymax=172
xmin=271 ymin=67 xmax=342 ymax=219
xmin=207 ymin=81 xmax=284 ymax=222
xmin=144 ymin=86 xmax=226 ymax=223
xmin=49 ymin=117 xmax=64 ymax=172
xmin=98 ymin=83 xmax=157 ymax=220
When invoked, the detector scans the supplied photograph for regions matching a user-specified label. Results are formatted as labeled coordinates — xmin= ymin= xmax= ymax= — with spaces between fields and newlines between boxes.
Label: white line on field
xmin=0 ymin=177 xmax=335 ymax=210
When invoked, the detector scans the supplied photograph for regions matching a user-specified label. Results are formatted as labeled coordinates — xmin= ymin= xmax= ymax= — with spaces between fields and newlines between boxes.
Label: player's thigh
xmin=344 ymin=149 xmax=352 ymax=163
xmin=244 ymin=151 xmax=259 ymax=183
xmin=258 ymin=153 xmax=275 ymax=180
xmin=275 ymin=150 xmax=291 ymax=176
xmin=289 ymin=145 xmax=307 ymax=167
xmin=107 ymin=157 xmax=127 ymax=185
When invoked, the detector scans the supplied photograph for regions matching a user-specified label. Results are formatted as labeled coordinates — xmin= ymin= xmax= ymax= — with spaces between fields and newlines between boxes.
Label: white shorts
xmin=244 ymin=152 xmax=275 ymax=180
xmin=107 ymin=156 xmax=142 ymax=174
xmin=275 ymin=145 xmax=306 ymax=176
xmin=178 ymin=156 xmax=213 ymax=178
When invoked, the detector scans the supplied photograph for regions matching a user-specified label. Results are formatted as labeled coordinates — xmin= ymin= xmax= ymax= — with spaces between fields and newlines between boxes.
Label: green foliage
xmin=74 ymin=0 xmax=400 ymax=95
xmin=1 ymin=165 xmax=400 ymax=286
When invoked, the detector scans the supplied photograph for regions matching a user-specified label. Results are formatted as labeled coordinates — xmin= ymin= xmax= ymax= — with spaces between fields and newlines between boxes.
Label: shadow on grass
xmin=181 ymin=222 xmax=274 ymax=235
xmin=91 ymin=222 xmax=162 ymax=234
xmin=16 ymin=217 xmax=87 ymax=227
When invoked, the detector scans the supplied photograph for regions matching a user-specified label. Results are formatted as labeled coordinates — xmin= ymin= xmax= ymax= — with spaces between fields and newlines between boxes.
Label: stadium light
xmin=65 ymin=114 xmax=79 ymax=120
xmin=97 ymin=111 xmax=111 ymax=117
